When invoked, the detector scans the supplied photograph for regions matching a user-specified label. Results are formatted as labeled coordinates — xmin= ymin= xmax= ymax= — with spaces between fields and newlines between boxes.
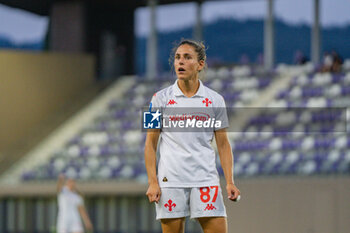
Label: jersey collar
xmin=173 ymin=79 xmax=205 ymax=98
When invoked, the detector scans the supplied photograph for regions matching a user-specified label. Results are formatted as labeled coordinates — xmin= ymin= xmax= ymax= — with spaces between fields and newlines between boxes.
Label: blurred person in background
xmin=322 ymin=51 xmax=333 ymax=72
xmin=56 ymin=174 xmax=93 ymax=233
xmin=145 ymin=39 xmax=240 ymax=233
xmin=294 ymin=50 xmax=308 ymax=65
xmin=330 ymin=50 xmax=343 ymax=72
xmin=322 ymin=50 xmax=343 ymax=73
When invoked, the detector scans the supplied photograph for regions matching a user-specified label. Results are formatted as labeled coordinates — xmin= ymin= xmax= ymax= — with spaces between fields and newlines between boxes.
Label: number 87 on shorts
xmin=193 ymin=186 xmax=226 ymax=217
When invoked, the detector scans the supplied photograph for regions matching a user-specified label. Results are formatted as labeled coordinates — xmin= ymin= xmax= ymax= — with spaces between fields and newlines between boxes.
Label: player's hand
xmin=146 ymin=183 xmax=161 ymax=203
xmin=226 ymin=183 xmax=241 ymax=202
xmin=85 ymin=222 xmax=93 ymax=232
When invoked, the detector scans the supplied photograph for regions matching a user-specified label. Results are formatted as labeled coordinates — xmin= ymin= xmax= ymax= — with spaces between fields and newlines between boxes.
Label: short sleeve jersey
xmin=150 ymin=80 xmax=229 ymax=188
xmin=57 ymin=186 xmax=84 ymax=224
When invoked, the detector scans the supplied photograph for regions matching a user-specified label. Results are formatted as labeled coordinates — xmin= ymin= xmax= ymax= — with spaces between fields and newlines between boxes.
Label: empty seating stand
xmin=230 ymin=71 xmax=350 ymax=177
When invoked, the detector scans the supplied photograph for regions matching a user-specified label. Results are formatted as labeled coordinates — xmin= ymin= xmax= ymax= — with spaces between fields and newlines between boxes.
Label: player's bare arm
xmin=57 ymin=173 xmax=65 ymax=193
xmin=78 ymin=205 xmax=93 ymax=231
xmin=144 ymin=129 xmax=161 ymax=203
xmin=214 ymin=129 xmax=241 ymax=201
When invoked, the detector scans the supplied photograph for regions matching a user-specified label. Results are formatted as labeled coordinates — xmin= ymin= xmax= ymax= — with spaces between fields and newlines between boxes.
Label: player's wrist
xmin=226 ymin=180 xmax=235 ymax=186
xmin=148 ymin=179 xmax=159 ymax=185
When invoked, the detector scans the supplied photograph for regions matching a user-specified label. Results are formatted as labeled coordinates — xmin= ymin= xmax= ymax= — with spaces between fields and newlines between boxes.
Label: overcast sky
xmin=135 ymin=0 xmax=350 ymax=36
xmin=0 ymin=0 xmax=350 ymax=43
xmin=0 ymin=4 xmax=48 ymax=43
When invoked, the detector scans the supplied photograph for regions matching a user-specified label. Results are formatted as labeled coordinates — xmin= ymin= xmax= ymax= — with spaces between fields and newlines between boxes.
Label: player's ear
xmin=198 ymin=60 xmax=205 ymax=72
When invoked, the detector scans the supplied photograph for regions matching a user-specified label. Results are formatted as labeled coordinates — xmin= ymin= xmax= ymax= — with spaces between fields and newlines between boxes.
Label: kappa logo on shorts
xmin=204 ymin=204 xmax=217 ymax=211
xmin=164 ymin=199 xmax=176 ymax=211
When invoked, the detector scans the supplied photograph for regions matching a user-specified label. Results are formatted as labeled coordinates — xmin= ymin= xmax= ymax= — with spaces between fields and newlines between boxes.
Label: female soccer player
xmin=145 ymin=39 xmax=240 ymax=233
xmin=56 ymin=174 xmax=93 ymax=233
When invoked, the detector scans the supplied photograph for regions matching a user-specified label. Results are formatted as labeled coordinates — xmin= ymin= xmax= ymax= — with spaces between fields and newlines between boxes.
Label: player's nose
xmin=178 ymin=56 xmax=185 ymax=64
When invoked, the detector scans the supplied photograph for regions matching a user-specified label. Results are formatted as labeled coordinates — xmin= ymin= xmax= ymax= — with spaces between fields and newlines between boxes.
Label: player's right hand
xmin=146 ymin=183 xmax=161 ymax=203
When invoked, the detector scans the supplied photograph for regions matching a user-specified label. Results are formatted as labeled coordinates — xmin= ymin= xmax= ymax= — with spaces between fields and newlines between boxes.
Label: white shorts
xmin=156 ymin=186 xmax=227 ymax=219
xmin=57 ymin=221 xmax=84 ymax=233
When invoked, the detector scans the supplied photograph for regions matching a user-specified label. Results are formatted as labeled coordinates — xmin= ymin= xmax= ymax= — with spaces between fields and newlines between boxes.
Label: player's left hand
xmin=226 ymin=183 xmax=241 ymax=202
xmin=87 ymin=223 xmax=93 ymax=231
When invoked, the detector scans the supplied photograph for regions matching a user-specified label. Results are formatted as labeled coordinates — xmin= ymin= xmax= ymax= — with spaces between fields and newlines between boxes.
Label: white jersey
xmin=57 ymin=187 xmax=83 ymax=228
xmin=150 ymin=80 xmax=229 ymax=188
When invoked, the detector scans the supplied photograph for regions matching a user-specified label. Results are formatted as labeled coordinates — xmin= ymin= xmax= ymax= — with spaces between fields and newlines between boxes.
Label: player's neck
xmin=177 ymin=78 xmax=200 ymax=98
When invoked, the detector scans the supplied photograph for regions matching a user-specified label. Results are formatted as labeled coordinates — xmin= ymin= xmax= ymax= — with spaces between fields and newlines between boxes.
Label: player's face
xmin=66 ymin=179 xmax=76 ymax=190
xmin=174 ymin=44 xmax=204 ymax=81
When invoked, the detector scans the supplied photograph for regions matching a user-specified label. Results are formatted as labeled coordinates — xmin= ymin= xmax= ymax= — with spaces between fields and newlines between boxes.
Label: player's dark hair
xmin=169 ymin=39 xmax=207 ymax=74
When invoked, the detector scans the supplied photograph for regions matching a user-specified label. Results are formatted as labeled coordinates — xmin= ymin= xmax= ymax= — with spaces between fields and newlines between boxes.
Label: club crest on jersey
xmin=167 ymin=99 xmax=177 ymax=105
xmin=202 ymin=98 xmax=212 ymax=107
